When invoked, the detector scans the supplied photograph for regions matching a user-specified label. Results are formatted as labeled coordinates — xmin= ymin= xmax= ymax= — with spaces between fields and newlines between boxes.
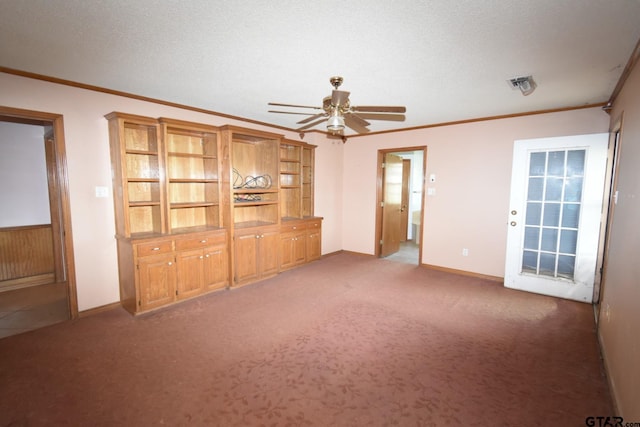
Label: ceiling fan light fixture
xmin=327 ymin=111 xmax=345 ymax=132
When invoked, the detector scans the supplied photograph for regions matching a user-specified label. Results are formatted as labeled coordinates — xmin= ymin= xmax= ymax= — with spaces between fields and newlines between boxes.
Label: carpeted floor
xmin=0 ymin=252 xmax=612 ymax=426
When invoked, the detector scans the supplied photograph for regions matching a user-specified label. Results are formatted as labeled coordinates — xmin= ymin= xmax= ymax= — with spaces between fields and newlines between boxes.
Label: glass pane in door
xmin=521 ymin=149 xmax=586 ymax=280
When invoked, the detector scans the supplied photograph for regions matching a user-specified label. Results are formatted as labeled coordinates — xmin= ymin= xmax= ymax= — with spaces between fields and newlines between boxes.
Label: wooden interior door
xmin=381 ymin=154 xmax=403 ymax=257
xmin=400 ymin=159 xmax=410 ymax=242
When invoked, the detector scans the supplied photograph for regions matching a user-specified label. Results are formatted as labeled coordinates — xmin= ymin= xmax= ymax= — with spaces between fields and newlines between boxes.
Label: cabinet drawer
xmin=281 ymin=222 xmax=306 ymax=233
xmin=137 ymin=240 xmax=173 ymax=257
xmin=306 ymin=220 xmax=322 ymax=229
xmin=175 ymin=233 xmax=226 ymax=250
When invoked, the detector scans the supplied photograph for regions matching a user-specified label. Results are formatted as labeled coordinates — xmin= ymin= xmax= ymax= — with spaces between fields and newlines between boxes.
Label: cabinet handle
xmin=200 ymin=255 xmax=204 ymax=259
xmin=293 ymin=226 xmax=296 ymax=230
xmin=152 ymin=247 xmax=160 ymax=251
xmin=200 ymin=239 xmax=207 ymax=243
xmin=261 ymin=235 xmax=264 ymax=238
xmin=205 ymin=254 xmax=210 ymax=258
xmin=168 ymin=262 xmax=173 ymax=266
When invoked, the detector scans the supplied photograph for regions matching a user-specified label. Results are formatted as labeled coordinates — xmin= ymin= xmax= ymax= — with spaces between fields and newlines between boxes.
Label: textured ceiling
xmin=1 ymin=0 xmax=640 ymax=135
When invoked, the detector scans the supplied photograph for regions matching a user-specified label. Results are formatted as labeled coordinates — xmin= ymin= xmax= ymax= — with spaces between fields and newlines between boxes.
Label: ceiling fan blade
xmin=331 ymin=90 xmax=350 ymax=106
xmin=297 ymin=117 xmax=327 ymax=131
xmin=268 ymin=102 xmax=322 ymax=110
xmin=268 ymin=110 xmax=315 ymax=116
xmin=356 ymin=112 xmax=406 ymax=122
xmin=351 ymin=105 xmax=406 ymax=113
xmin=344 ymin=112 xmax=370 ymax=127
xmin=344 ymin=115 xmax=371 ymax=134
xmin=297 ymin=112 xmax=326 ymax=125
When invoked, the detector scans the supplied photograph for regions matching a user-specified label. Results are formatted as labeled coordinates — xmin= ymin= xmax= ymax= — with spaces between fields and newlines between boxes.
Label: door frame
xmin=594 ymin=115 xmax=624 ymax=306
xmin=0 ymin=106 xmax=78 ymax=319
xmin=400 ymin=158 xmax=411 ymax=242
xmin=374 ymin=146 xmax=427 ymax=261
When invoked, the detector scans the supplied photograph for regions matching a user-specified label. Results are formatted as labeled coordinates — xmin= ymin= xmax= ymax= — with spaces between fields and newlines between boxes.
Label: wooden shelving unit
xmin=280 ymin=140 xmax=302 ymax=220
xmin=107 ymin=115 xmax=321 ymax=312
xmin=107 ymin=112 xmax=164 ymax=238
xmin=160 ymin=118 xmax=223 ymax=234
xmin=302 ymin=145 xmax=314 ymax=218
xmin=220 ymin=126 xmax=282 ymax=287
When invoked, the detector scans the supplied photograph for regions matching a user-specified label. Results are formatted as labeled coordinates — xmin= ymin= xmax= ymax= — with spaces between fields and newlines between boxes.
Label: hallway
xmin=0 ymin=283 xmax=69 ymax=339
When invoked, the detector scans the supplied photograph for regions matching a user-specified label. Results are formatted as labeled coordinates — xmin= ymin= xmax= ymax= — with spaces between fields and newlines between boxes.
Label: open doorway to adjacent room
xmin=375 ymin=146 xmax=426 ymax=265
xmin=0 ymin=107 xmax=77 ymax=338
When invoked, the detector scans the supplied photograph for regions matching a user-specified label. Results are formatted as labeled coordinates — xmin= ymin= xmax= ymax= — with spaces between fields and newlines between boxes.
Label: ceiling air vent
xmin=508 ymin=76 xmax=537 ymax=96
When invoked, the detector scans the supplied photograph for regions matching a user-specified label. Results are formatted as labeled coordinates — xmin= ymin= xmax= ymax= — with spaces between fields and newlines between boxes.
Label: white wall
xmin=0 ymin=122 xmax=50 ymax=227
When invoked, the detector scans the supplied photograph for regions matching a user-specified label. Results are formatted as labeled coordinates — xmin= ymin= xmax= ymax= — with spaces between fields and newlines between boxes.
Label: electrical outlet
xmin=462 ymin=248 xmax=469 ymax=256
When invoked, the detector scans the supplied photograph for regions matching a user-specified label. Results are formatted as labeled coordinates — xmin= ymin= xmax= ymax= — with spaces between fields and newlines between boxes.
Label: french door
xmin=504 ymin=134 xmax=608 ymax=302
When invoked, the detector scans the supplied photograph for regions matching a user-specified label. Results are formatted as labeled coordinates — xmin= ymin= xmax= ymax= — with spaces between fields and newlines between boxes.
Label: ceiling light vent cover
xmin=508 ymin=75 xmax=537 ymax=96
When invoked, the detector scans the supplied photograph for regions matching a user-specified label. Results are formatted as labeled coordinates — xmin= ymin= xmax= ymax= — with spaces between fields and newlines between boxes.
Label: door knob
xmin=510 ymin=221 xmax=517 ymax=226
xmin=511 ymin=210 xmax=517 ymax=215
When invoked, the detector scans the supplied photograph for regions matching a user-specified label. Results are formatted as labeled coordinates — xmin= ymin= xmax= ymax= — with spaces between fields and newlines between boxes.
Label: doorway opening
xmin=375 ymin=146 xmax=427 ymax=265
xmin=0 ymin=106 xmax=78 ymax=338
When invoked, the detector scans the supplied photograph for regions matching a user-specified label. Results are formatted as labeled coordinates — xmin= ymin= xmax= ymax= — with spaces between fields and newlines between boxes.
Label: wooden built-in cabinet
xmin=107 ymin=114 xmax=321 ymax=314
xmin=221 ymin=126 xmax=282 ymax=288
xmin=279 ymin=218 xmax=322 ymax=272
xmin=233 ymin=226 xmax=280 ymax=285
xmin=161 ymin=118 xmax=223 ymax=233
xmin=280 ymin=221 xmax=308 ymax=271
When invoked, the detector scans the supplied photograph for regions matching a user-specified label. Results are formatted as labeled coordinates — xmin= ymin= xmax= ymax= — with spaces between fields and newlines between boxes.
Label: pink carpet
xmin=0 ymin=252 xmax=612 ymax=426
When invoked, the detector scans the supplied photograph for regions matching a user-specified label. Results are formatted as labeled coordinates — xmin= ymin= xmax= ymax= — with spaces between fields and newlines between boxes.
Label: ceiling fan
xmin=268 ymin=76 xmax=406 ymax=135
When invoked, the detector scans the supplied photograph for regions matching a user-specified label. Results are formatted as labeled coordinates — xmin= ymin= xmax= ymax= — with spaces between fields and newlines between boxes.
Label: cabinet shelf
xmin=233 ymin=188 xmax=278 ymax=194
xmin=168 ymin=152 xmax=217 ymax=159
xmin=170 ymin=202 xmax=219 ymax=209
xmin=129 ymin=201 xmax=161 ymax=207
xmin=126 ymin=149 xmax=159 ymax=155
xmin=234 ymin=220 xmax=278 ymax=229
xmin=128 ymin=178 xmax=160 ymax=183
xmin=233 ymin=200 xmax=278 ymax=206
xmin=169 ymin=178 xmax=218 ymax=183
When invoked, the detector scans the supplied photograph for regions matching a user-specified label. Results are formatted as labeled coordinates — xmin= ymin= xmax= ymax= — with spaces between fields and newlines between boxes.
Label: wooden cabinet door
xmin=307 ymin=229 xmax=321 ymax=261
xmin=292 ymin=230 xmax=307 ymax=266
xmin=176 ymin=249 xmax=204 ymax=300
xmin=259 ymin=229 xmax=280 ymax=278
xmin=279 ymin=232 xmax=296 ymax=271
xmin=234 ymin=231 xmax=259 ymax=284
xmin=137 ymin=253 xmax=176 ymax=310
xmin=204 ymin=245 xmax=228 ymax=290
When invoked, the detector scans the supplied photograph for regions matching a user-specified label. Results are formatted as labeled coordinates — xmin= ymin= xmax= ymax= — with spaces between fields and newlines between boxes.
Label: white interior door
xmin=504 ymin=134 xmax=608 ymax=302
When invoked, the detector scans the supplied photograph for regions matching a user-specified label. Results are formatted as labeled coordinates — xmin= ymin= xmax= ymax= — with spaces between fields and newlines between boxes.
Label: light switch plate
xmin=95 ymin=186 xmax=109 ymax=198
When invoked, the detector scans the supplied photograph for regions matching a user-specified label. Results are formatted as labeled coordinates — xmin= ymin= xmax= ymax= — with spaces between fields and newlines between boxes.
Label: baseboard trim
xmin=421 ymin=263 xmax=504 ymax=283
xmin=597 ymin=327 xmax=622 ymax=416
xmin=322 ymin=250 xmax=376 ymax=259
xmin=78 ymin=302 xmax=121 ymax=318
xmin=0 ymin=273 xmax=56 ymax=292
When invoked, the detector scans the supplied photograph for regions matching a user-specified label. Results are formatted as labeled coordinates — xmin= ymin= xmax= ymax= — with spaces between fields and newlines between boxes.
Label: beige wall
xmin=0 ymin=72 xmax=344 ymax=310
xmin=1 ymin=68 xmax=636 ymax=418
xmin=0 ymin=71 xmax=612 ymax=308
xmin=341 ymin=108 xmax=610 ymax=277
xmin=598 ymin=60 xmax=640 ymax=418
